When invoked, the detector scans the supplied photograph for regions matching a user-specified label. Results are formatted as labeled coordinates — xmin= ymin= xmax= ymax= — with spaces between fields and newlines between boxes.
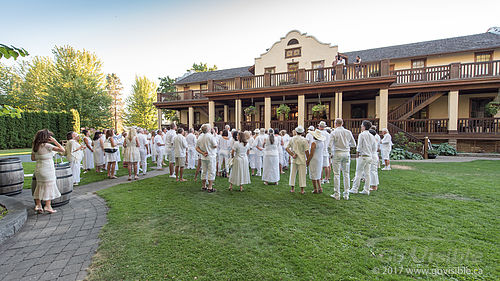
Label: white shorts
xmin=166 ymin=147 xmax=175 ymax=163
xmin=381 ymin=148 xmax=391 ymax=161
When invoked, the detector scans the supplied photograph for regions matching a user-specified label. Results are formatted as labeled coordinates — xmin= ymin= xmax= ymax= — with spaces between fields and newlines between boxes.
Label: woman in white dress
xmin=262 ymin=129 xmax=280 ymax=185
xmin=66 ymin=132 xmax=85 ymax=186
xmin=151 ymin=130 xmax=157 ymax=163
xmin=31 ymin=129 xmax=65 ymax=214
xmin=369 ymin=128 xmax=380 ymax=191
xmin=229 ymin=131 xmax=251 ymax=191
xmin=104 ymin=129 xmax=118 ymax=179
xmin=123 ymin=127 xmax=141 ymax=180
xmin=93 ymin=131 xmax=105 ymax=172
xmin=82 ymin=130 xmax=94 ymax=172
xmin=307 ymin=129 xmax=325 ymax=193
xmin=218 ymin=129 xmax=232 ymax=177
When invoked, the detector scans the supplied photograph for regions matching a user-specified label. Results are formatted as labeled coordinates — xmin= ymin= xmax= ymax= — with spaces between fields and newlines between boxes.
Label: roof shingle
xmin=175 ymin=66 xmax=253 ymax=85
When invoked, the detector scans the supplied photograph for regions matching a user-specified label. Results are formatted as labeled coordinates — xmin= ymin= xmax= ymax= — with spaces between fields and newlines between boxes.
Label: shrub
xmin=390 ymin=148 xmax=424 ymax=160
xmin=432 ymin=143 xmax=457 ymax=156
xmin=0 ymin=111 xmax=75 ymax=149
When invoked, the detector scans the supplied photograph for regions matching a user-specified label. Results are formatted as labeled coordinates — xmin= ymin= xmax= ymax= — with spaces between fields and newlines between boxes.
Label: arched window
xmin=287 ymin=39 xmax=299 ymax=46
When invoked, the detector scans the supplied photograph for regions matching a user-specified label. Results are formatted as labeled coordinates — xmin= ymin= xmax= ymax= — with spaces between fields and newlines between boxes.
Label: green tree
xmin=106 ymin=73 xmax=124 ymax=132
xmin=46 ymin=45 xmax=112 ymax=128
xmin=157 ymin=76 xmax=178 ymax=121
xmin=0 ymin=44 xmax=28 ymax=60
xmin=188 ymin=62 xmax=217 ymax=72
xmin=124 ymin=76 xmax=158 ymax=129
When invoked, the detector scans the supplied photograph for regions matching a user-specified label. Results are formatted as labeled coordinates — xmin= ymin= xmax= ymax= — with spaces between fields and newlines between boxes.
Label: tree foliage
xmin=124 ymin=76 xmax=158 ymax=129
xmin=106 ymin=73 xmax=124 ymax=131
xmin=0 ymin=45 xmax=112 ymax=128
xmin=0 ymin=44 xmax=29 ymax=60
xmin=188 ymin=62 xmax=217 ymax=72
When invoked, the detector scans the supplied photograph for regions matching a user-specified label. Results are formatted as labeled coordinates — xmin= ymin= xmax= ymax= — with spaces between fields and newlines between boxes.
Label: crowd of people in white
xmin=32 ymin=118 xmax=393 ymax=212
xmin=145 ymin=118 xmax=393 ymax=199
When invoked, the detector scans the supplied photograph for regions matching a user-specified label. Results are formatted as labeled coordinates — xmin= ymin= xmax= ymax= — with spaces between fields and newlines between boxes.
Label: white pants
xmin=201 ymin=157 xmax=216 ymax=181
xmin=218 ymin=150 xmax=231 ymax=173
xmin=70 ymin=159 xmax=81 ymax=184
xmin=187 ymin=147 xmax=197 ymax=169
xmin=255 ymin=155 xmax=263 ymax=175
xmin=352 ymin=156 xmax=371 ymax=192
xmin=370 ymin=154 xmax=379 ymax=186
xmin=156 ymin=149 xmax=164 ymax=169
xmin=332 ymin=151 xmax=351 ymax=195
xmin=289 ymin=163 xmax=306 ymax=188
xmin=139 ymin=148 xmax=147 ymax=174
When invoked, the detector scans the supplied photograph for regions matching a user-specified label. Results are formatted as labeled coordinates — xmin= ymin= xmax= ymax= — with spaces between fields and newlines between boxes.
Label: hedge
xmin=0 ymin=110 xmax=76 ymax=149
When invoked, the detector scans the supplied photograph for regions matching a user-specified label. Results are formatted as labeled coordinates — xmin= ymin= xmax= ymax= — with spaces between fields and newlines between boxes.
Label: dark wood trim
xmin=411 ymin=58 xmax=427 ymax=68
xmin=388 ymin=77 xmax=500 ymax=94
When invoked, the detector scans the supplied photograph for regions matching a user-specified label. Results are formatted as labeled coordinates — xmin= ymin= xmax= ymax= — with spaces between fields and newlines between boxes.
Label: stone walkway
xmin=0 ymin=169 xmax=168 ymax=281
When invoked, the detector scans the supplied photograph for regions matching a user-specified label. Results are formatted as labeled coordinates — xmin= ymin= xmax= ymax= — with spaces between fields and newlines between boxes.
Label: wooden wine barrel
xmin=0 ymin=157 xmax=24 ymax=196
xmin=31 ymin=163 xmax=73 ymax=207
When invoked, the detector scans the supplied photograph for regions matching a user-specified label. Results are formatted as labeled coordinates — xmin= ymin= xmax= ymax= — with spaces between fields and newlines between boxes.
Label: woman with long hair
xmin=104 ymin=129 xmax=118 ymax=179
xmin=93 ymin=131 xmax=105 ymax=172
xmin=262 ymin=129 xmax=280 ymax=185
xmin=31 ymin=129 xmax=65 ymax=214
xmin=228 ymin=131 xmax=251 ymax=191
xmin=123 ymin=127 xmax=141 ymax=180
xmin=82 ymin=129 xmax=94 ymax=173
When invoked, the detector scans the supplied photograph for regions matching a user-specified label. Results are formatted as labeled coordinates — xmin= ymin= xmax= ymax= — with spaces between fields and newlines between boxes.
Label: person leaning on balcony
xmin=354 ymin=56 xmax=362 ymax=78
xmin=286 ymin=125 xmax=309 ymax=194
xmin=329 ymin=118 xmax=356 ymax=200
xmin=380 ymin=128 xmax=393 ymax=170
xmin=349 ymin=120 xmax=376 ymax=196
xmin=196 ymin=123 xmax=218 ymax=192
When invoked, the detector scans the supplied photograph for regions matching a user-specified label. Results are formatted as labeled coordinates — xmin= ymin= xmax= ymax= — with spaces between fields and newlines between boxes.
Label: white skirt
xmin=262 ymin=154 xmax=280 ymax=183
xmin=229 ymin=156 xmax=251 ymax=186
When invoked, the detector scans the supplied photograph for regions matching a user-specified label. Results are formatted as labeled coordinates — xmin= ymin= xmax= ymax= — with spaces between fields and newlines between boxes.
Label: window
xmin=265 ymin=67 xmax=276 ymax=74
xmin=475 ymin=52 xmax=492 ymax=62
xmin=307 ymin=102 xmax=330 ymax=120
xmin=312 ymin=61 xmax=325 ymax=82
xmin=200 ymin=83 xmax=207 ymax=90
xmin=470 ymin=98 xmax=494 ymax=118
xmin=287 ymin=39 xmax=299 ymax=46
xmin=350 ymin=103 xmax=368 ymax=119
xmin=312 ymin=61 xmax=324 ymax=69
xmin=411 ymin=58 xmax=426 ymax=69
xmin=287 ymin=63 xmax=299 ymax=72
xmin=285 ymin=47 xmax=301 ymax=58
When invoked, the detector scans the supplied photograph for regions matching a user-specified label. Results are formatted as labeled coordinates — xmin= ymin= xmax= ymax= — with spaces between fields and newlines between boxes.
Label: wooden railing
xmin=388 ymin=92 xmax=435 ymax=120
xmin=460 ymin=61 xmax=500 ymax=78
xmin=240 ymin=121 xmax=265 ymax=131
xmin=304 ymin=119 xmax=335 ymax=129
xmin=271 ymin=72 xmax=299 ymax=86
xmin=214 ymin=122 xmax=236 ymax=130
xmin=392 ymin=65 xmax=451 ymax=84
xmin=389 ymin=119 xmax=448 ymax=135
xmin=458 ymin=118 xmax=500 ymax=134
xmin=270 ymin=120 xmax=298 ymax=133
xmin=241 ymin=75 xmax=265 ymax=89
xmin=343 ymin=118 xmax=379 ymax=135
xmin=157 ymin=90 xmax=208 ymax=102
xmin=214 ymin=79 xmax=236 ymax=91
xmin=387 ymin=122 xmax=423 ymax=145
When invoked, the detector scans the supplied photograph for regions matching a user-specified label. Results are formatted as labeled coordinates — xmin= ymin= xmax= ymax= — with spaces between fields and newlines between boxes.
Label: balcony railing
xmin=343 ymin=118 xmax=379 ymax=135
xmin=389 ymin=119 xmax=449 ymax=135
xmin=270 ymin=120 xmax=298 ymax=133
xmin=156 ymin=60 xmax=500 ymax=103
xmin=458 ymin=118 xmax=500 ymax=134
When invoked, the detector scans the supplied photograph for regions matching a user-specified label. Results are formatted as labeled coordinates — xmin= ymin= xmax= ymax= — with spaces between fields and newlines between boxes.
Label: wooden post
xmin=298 ymin=69 xmax=306 ymax=83
xmin=335 ymin=64 xmax=343 ymax=80
xmin=207 ymin=80 xmax=214 ymax=92
xmin=450 ymin=63 xmax=460 ymax=79
xmin=423 ymin=136 xmax=429 ymax=159
xmin=188 ymin=107 xmax=194 ymax=129
xmin=235 ymin=77 xmax=242 ymax=89
xmin=298 ymin=95 xmax=305 ymax=127
xmin=380 ymin=59 xmax=390 ymax=76
xmin=264 ymin=73 xmax=271 ymax=87
xmin=448 ymin=90 xmax=459 ymax=134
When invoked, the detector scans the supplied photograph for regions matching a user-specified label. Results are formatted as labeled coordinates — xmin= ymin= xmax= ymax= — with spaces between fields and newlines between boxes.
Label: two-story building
xmin=154 ymin=29 xmax=500 ymax=152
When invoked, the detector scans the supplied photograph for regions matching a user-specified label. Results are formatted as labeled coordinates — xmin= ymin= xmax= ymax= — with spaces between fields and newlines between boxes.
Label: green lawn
xmin=88 ymin=160 xmax=499 ymax=280
xmin=0 ymin=148 xmax=32 ymax=156
xmin=22 ymin=158 xmax=156 ymax=189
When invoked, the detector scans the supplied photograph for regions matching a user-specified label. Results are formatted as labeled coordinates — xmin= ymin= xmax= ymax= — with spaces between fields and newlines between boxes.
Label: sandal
xmin=128 ymin=177 xmax=132 ymax=181
xmin=208 ymin=188 xmax=217 ymax=193
xmin=201 ymin=187 xmax=207 ymax=191
xmin=34 ymin=207 xmax=43 ymax=214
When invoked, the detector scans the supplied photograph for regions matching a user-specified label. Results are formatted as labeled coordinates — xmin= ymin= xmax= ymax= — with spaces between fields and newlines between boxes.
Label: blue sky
xmin=3 ymin=0 xmax=499 ymax=95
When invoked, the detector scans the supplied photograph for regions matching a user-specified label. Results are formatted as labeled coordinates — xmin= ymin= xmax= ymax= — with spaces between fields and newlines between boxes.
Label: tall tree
xmin=46 ymin=45 xmax=112 ymax=128
xmin=106 ymin=73 xmax=124 ymax=132
xmin=157 ymin=76 xmax=177 ymax=122
xmin=188 ymin=62 xmax=217 ymax=72
xmin=124 ymin=76 xmax=158 ymax=129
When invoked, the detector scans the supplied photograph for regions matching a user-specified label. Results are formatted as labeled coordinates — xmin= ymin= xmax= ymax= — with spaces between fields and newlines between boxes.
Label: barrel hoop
xmin=0 ymin=189 xmax=22 ymax=196
xmin=0 ymin=181 xmax=24 ymax=188
xmin=60 ymin=190 xmax=73 ymax=196
xmin=0 ymin=168 xmax=24 ymax=174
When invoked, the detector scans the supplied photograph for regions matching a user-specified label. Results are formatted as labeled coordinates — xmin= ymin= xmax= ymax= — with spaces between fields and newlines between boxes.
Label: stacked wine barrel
xmin=32 ymin=163 xmax=73 ymax=207
xmin=0 ymin=157 xmax=24 ymax=196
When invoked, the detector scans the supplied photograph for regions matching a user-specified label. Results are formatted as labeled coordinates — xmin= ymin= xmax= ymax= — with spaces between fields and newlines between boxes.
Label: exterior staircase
xmin=388 ymin=92 xmax=444 ymax=120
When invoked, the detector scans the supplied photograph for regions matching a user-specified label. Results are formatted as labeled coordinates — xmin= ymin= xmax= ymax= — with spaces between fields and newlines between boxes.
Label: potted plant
xmin=485 ymin=101 xmax=500 ymax=117
xmin=427 ymin=148 xmax=438 ymax=159
xmin=311 ymin=103 xmax=327 ymax=119
xmin=244 ymin=106 xmax=256 ymax=117
xmin=276 ymin=104 xmax=291 ymax=120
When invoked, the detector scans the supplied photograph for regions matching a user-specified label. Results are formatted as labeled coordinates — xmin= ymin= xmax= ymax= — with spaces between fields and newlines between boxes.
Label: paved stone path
xmin=0 ymin=169 xmax=168 ymax=281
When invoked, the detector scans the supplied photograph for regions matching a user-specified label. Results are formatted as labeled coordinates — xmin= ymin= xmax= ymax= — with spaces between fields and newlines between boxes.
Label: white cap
xmin=319 ymin=121 xmax=327 ymax=128
xmin=295 ymin=125 xmax=305 ymax=134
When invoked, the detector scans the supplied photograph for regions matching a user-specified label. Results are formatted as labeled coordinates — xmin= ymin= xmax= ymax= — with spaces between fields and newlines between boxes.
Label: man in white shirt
xmin=330 ymin=118 xmax=356 ymax=200
xmin=254 ymin=128 xmax=266 ymax=176
xmin=318 ymin=121 xmax=331 ymax=184
xmin=154 ymin=130 xmax=165 ymax=170
xmin=349 ymin=120 xmax=376 ymax=195
xmin=165 ymin=124 xmax=177 ymax=178
xmin=186 ymin=128 xmax=197 ymax=169
xmin=380 ymin=128 xmax=393 ymax=170
xmin=305 ymin=126 xmax=315 ymax=145
xmin=286 ymin=126 xmax=310 ymax=194
xmin=196 ymin=124 xmax=218 ymax=192
xmin=173 ymin=128 xmax=188 ymax=182
xmin=137 ymin=128 xmax=149 ymax=176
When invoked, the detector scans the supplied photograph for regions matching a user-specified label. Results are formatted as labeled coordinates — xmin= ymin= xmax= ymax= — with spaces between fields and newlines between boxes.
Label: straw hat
xmin=308 ymin=126 xmax=315 ymax=131
xmin=295 ymin=125 xmax=305 ymax=134
xmin=311 ymin=129 xmax=325 ymax=141
xmin=253 ymin=129 xmax=260 ymax=133
xmin=318 ymin=121 xmax=327 ymax=128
